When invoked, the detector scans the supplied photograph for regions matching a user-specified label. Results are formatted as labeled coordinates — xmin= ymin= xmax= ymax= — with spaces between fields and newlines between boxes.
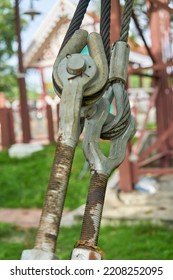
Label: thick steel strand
xmin=60 ymin=0 xmax=90 ymax=52
xmin=120 ymin=0 xmax=134 ymax=42
xmin=103 ymin=91 xmax=132 ymax=139
xmin=100 ymin=0 xmax=111 ymax=64
xmin=101 ymin=89 xmax=131 ymax=140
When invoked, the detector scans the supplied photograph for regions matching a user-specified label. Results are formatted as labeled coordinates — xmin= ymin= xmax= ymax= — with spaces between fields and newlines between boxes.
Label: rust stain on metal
xmin=45 ymin=233 xmax=57 ymax=241
xmin=89 ymin=251 xmax=98 ymax=260
xmin=35 ymin=141 xmax=75 ymax=253
xmin=80 ymin=172 xmax=108 ymax=245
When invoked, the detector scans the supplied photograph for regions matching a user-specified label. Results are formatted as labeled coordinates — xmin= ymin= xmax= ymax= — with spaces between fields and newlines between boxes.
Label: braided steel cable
xmin=100 ymin=0 xmax=111 ymax=65
xmin=100 ymin=0 xmax=135 ymax=140
xmin=101 ymin=90 xmax=131 ymax=140
xmin=119 ymin=0 xmax=134 ymax=42
xmin=102 ymin=6 xmax=134 ymax=140
xmin=60 ymin=0 xmax=91 ymax=52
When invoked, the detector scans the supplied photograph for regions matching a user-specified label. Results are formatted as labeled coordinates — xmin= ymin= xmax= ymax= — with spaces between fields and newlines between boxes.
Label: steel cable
xmin=100 ymin=0 xmax=111 ymax=65
xmin=59 ymin=0 xmax=91 ymax=52
xmin=120 ymin=0 xmax=134 ymax=42
xmin=101 ymin=91 xmax=131 ymax=140
xmin=101 ymin=0 xmax=135 ymax=140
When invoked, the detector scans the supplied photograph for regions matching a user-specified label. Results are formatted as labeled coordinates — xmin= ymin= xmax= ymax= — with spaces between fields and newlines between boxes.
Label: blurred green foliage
xmin=0 ymin=142 xmax=109 ymax=209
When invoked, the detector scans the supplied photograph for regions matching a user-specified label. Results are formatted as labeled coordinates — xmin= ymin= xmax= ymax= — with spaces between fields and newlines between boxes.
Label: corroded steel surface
xmin=80 ymin=172 xmax=108 ymax=245
xmin=35 ymin=142 xmax=75 ymax=253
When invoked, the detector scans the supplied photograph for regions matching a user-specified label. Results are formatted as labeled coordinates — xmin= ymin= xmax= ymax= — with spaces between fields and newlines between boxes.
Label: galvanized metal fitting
xmin=21 ymin=249 xmax=58 ymax=260
xmin=80 ymin=103 xmax=97 ymax=119
xmin=109 ymin=41 xmax=130 ymax=84
xmin=57 ymin=53 xmax=97 ymax=147
xmin=71 ymin=248 xmax=102 ymax=260
xmin=83 ymin=98 xmax=136 ymax=176
xmin=52 ymin=29 xmax=88 ymax=97
xmin=71 ymin=240 xmax=104 ymax=260
xmin=52 ymin=29 xmax=108 ymax=106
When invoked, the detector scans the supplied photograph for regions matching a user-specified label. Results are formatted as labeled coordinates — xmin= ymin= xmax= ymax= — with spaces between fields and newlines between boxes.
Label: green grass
xmin=146 ymin=122 xmax=157 ymax=130
xmin=0 ymin=141 xmax=110 ymax=210
xmin=0 ymin=222 xmax=173 ymax=260
xmin=1 ymin=142 xmax=172 ymax=260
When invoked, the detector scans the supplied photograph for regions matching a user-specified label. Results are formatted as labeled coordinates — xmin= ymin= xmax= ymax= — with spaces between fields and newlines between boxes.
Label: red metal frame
xmin=114 ymin=0 xmax=173 ymax=191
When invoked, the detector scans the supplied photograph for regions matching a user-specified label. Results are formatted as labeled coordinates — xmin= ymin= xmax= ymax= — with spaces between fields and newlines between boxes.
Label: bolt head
xmin=67 ymin=54 xmax=86 ymax=75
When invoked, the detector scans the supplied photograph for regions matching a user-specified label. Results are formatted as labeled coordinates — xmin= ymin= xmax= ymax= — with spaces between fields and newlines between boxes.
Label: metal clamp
xmin=53 ymin=29 xmax=108 ymax=106
xmin=109 ymin=41 xmax=130 ymax=84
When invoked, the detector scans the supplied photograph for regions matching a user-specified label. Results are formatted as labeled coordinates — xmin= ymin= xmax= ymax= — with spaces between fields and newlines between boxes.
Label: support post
xmin=149 ymin=0 xmax=172 ymax=167
xmin=56 ymin=103 xmax=59 ymax=134
xmin=8 ymin=108 xmax=16 ymax=145
xmin=0 ymin=108 xmax=15 ymax=149
xmin=46 ymin=104 xmax=54 ymax=143
xmin=119 ymin=143 xmax=134 ymax=192
xmin=110 ymin=0 xmax=121 ymax=44
xmin=39 ymin=67 xmax=47 ymax=100
xmin=15 ymin=0 xmax=31 ymax=143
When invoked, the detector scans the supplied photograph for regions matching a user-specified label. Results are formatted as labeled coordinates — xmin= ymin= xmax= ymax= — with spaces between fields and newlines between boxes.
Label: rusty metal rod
xmin=35 ymin=142 xmax=75 ymax=253
xmin=79 ymin=172 xmax=108 ymax=247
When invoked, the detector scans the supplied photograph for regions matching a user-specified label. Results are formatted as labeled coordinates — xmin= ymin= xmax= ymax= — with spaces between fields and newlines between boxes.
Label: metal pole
xmin=46 ymin=104 xmax=54 ymax=143
xmin=150 ymin=0 xmax=171 ymax=167
xmin=110 ymin=0 xmax=121 ymax=44
xmin=110 ymin=0 xmax=134 ymax=191
xmin=15 ymin=0 xmax=31 ymax=143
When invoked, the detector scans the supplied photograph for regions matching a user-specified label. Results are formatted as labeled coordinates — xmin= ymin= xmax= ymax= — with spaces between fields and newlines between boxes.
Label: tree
xmin=0 ymin=0 xmax=19 ymax=100
xmin=0 ymin=0 xmax=29 ymax=100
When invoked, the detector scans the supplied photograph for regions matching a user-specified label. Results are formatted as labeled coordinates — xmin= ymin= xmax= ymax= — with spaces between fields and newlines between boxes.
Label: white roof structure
xmin=23 ymin=0 xmax=98 ymax=68
xmin=23 ymin=0 xmax=151 ymax=69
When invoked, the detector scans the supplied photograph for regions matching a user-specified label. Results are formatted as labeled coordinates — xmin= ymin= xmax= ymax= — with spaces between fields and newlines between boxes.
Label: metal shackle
xmin=52 ymin=29 xmax=109 ymax=106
